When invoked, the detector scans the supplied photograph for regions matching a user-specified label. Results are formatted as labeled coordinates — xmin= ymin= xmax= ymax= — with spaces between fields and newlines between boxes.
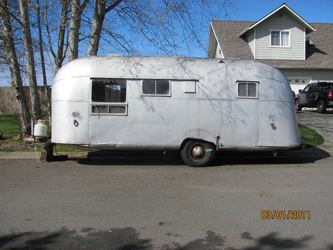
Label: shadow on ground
xmin=76 ymin=146 xmax=330 ymax=167
xmin=1 ymin=227 xmax=331 ymax=250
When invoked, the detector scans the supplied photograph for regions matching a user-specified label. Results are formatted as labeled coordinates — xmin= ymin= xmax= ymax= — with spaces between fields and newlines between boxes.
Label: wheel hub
xmin=191 ymin=145 xmax=205 ymax=160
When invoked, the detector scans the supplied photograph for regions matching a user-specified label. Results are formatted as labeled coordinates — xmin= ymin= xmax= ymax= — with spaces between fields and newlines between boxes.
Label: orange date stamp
xmin=261 ymin=210 xmax=311 ymax=220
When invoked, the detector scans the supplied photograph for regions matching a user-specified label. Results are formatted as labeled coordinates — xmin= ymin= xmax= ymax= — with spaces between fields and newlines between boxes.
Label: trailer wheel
xmin=317 ymin=100 xmax=327 ymax=113
xmin=181 ymin=140 xmax=215 ymax=167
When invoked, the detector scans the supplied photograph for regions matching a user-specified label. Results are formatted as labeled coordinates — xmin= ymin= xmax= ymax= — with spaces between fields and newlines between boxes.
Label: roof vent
xmin=306 ymin=37 xmax=315 ymax=46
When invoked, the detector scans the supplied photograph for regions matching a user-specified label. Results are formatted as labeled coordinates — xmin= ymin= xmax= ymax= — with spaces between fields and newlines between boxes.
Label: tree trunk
xmin=88 ymin=0 xmax=106 ymax=56
xmin=44 ymin=0 xmax=69 ymax=75
xmin=19 ymin=0 xmax=42 ymax=121
xmin=36 ymin=0 xmax=51 ymax=120
xmin=68 ymin=0 xmax=89 ymax=61
xmin=55 ymin=1 xmax=69 ymax=74
xmin=88 ymin=0 xmax=124 ymax=56
xmin=0 ymin=0 xmax=31 ymax=137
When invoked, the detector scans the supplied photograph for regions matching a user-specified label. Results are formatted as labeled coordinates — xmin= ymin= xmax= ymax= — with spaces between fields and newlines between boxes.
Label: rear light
xmin=328 ymin=91 xmax=333 ymax=98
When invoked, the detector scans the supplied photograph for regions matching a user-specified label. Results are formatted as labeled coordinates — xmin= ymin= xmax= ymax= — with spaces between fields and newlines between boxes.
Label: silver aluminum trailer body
xmin=51 ymin=56 xmax=300 ymax=166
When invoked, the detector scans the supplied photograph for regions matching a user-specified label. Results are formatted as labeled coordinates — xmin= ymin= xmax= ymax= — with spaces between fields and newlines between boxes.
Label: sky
xmin=132 ymin=0 xmax=333 ymax=58
xmin=227 ymin=0 xmax=333 ymax=24
xmin=1 ymin=0 xmax=332 ymax=87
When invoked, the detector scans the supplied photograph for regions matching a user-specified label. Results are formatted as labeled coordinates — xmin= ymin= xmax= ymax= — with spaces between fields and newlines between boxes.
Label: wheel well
xmin=180 ymin=138 xmax=216 ymax=150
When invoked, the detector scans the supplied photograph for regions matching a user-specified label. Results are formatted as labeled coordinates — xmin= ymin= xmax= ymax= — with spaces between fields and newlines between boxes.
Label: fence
xmin=0 ymin=86 xmax=51 ymax=114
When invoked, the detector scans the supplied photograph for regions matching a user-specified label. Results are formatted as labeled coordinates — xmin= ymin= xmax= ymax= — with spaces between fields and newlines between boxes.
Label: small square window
xmin=237 ymin=81 xmax=258 ymax=98
xmin=142 ymin=80 xmax=170 ymax=96
xmin=270 ymin=30 xmax=290 ymax=47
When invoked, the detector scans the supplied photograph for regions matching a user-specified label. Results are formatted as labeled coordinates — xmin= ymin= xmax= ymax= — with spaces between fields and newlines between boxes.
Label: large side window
xmin=91 ymin=79 xmax=127 ymax=115
xmin=237 ymin=81 xmax=259 ymax=99
xmin=142 ymin=80 xmax=170 ymax=96
xmin=92 ymin=79 xmax=126 ymax=102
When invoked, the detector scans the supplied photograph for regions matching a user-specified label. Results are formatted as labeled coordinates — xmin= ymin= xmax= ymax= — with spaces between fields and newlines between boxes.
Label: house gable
xmin=208 ymin=5 xmax=333 ymax=71
xmin=253 ymin=8 xmax=306 ymax=60
xmin=239 ymin=3 xmax=315 ymax=37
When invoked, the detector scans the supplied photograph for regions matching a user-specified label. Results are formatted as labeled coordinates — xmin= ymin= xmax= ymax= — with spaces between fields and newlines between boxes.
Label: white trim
xmin=210 ymin=22 xmax=225 ymax=58
xmin=254 ymin=28 xmax=257 ymax=59
xmin=303 ymin=26 xmax=306 ymax=60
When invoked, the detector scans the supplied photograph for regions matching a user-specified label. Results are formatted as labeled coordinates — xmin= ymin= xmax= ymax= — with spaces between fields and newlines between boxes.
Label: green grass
xmin=0 ymin=114 xmax=325 ymax=151
xmin=298 ymin=123 xmax=324 ymax=147
xmin=0 ymin=114 xmax=20 ymax=136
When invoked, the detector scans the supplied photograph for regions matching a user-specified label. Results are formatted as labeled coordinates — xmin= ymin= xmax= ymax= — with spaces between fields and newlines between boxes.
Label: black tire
xmin=181 ymin=140 xmax=215 ymax=167
xmin=295 ymin=99 xmax=302 ymax=111
xmin=317 ymin=100 xmax=327 ymax=113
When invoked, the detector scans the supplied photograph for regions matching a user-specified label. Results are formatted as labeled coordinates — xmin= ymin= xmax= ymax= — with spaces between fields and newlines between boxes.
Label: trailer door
xmin=233 ymin=81 xmax=259 ymax=147
xmin=89 ymin=79 xmax=128 ymax=145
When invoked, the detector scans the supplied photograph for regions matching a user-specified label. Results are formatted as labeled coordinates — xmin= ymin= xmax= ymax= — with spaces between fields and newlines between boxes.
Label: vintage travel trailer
xmin=51 ymin=56 xmax=300 ymax=166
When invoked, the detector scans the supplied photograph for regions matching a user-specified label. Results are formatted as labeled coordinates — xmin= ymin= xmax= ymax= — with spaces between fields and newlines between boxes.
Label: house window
xmin=142 ymin=80 xmax=170 ymax=96
xmin=271 ymin=30 xmax=290 ymax=47
xmin=237 ymin=81 xmax=259 ymax=98
xmin=91 ymin=79 xmax=127 ymax=115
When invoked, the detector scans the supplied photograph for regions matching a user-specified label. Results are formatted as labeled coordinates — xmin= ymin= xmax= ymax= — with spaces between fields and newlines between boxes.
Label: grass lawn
xmin=0 ymin=114 xmax=20 ymax=136
xmin=0 ymin=114 xmax=82 ymax=152
xmin=0 ymin=114 xmax=325 ymax=152
xmin=298 ymin=123 xmax=324 ymax=147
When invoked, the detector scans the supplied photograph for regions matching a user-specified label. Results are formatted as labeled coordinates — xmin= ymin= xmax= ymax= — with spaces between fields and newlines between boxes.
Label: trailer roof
xmin=54 ymin=56 xmax=275 ymax=83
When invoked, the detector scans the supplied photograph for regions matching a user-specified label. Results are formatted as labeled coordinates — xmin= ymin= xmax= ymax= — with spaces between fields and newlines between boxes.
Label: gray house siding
xmin=255 ymin=10 xmax=305 ymax=60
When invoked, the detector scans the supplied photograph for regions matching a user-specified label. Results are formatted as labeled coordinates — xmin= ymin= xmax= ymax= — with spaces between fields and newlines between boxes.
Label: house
xmin=207 ymin=3 xmax=333 ymax=93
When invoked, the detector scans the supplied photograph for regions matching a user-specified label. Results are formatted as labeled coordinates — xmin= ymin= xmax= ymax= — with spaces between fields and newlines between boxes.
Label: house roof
xmin=239 ymin=3 xmax=316 ymax=37
xmin=209 ymin=21 xmax=333 ymax=69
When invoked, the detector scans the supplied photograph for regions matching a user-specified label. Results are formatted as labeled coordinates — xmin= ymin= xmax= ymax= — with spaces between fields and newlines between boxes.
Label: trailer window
xmin=91 ymin=104 xmax=127 ymax=116
xmin=92 ymin=79 xmax=126 ymax=102
xmin=237 ymin=82 xmax=258 ymax=98
xmin=91 ymin=79 xmax=127 ymax=115
xmin=142 ymin=80 xmax=170 ymax=96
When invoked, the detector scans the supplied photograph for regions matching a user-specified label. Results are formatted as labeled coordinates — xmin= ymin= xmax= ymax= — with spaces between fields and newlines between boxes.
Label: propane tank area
xmin=31 ymin=119 xmax=67 ymax=162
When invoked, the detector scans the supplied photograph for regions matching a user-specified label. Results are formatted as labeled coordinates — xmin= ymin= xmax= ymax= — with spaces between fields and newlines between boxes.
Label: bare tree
xmin=2 ymin=0 xmax=235 ymax=136
xmin=19 ymin=0 xmax=42 ymax=121
xmin=86 ymin=0 xmax=235 ymax=56
xmin=0 ymin=0 xmax=31 ymax=136
xmin=44 ymin=0 xmax=70 ymax=74
xmin=87 ymin=0 xmax=123 ymax=56
xmin=36 ymin=0 xmax=51 ymax=119
xmin=68 ymin=0 xmax=89 ymax=61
